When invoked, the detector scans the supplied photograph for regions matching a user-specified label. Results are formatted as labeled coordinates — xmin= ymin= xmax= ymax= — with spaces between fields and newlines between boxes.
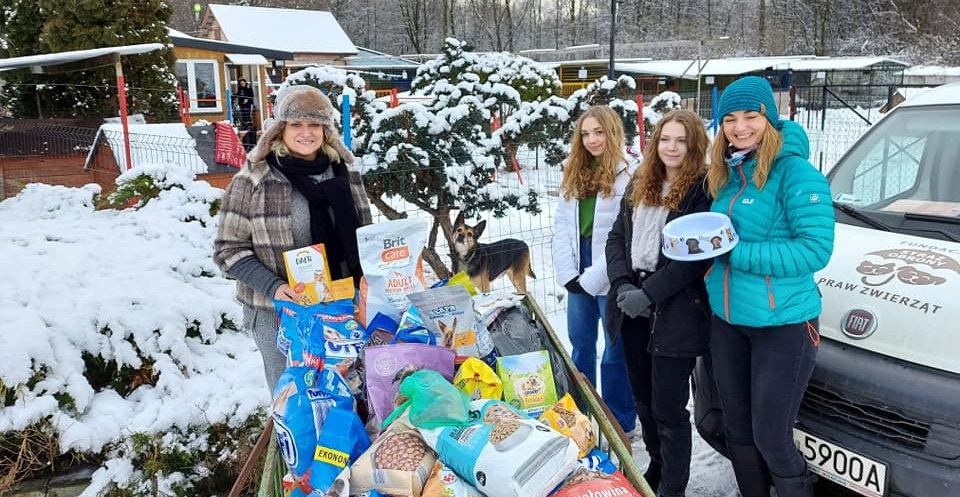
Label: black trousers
xmin=710 ymin=315 xmax=819 ymax=497
xmin=621 ymin=316 xmax=697 ymax=497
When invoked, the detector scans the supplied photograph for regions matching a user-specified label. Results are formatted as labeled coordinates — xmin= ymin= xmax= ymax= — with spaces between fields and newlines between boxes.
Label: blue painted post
xmin=709 ymin=86 xmax=719 ymax=135
xmin=342 ymin=94 xmax=352 ymax=149
xmin=226 ymin=88 xmax=233 ymax=124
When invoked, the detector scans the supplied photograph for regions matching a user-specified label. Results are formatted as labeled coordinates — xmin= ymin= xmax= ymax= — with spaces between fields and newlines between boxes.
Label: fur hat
xmin=248 ymin=85 xmax=355 ymax=164
xmin=718 ymin=76 xmax=781 ymax=129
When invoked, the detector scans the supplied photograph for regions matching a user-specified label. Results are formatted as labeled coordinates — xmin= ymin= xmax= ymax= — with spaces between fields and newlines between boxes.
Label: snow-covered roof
xmin=616 ymin=55 xmax=907 ymax=79
xmin=167 ymin=27 xmax=294 ymax=61
xmin=207 ymin=4 xmax=356 ymax=55
xmin=785 ymin=56 xmax=908 ymax=71
xmin=89 ymin=123 xmax=209 ymax=173
xmin=0 ymin=43 xmax=164 ymax=72
xmin=346 ymin=47 xmax=419 ymax=69
xmin=904 ymin=65 xmax=960 ymax=76
xmin=901 ymin=81 xmax=960 ymax=107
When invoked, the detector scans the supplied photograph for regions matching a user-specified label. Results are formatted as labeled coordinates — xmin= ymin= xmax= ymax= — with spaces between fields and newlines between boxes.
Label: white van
xmin=695 ymin=82 xmax=960 ymax=497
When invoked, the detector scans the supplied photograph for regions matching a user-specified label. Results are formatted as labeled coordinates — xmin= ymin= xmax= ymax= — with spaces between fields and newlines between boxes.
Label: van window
xmin=830 ymin=106 xmax=960 ymax=219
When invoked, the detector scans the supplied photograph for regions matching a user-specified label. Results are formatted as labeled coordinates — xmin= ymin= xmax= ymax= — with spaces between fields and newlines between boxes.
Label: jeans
xmin=621 ymin=315 xmax=696 ymax=497
xmin=711 ymin=314 xmax=819 ymax=494
xmin=567 ymin=236 xmax=636 ymax=432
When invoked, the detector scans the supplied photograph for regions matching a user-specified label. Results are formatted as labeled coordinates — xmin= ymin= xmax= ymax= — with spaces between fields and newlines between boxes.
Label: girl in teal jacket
xmin=705 ymin=76 xmax=834 ymax=497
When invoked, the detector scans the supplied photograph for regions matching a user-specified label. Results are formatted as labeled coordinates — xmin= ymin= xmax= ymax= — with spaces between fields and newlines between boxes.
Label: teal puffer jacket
xmin=705 ymin=120 xmax=835 ymax=327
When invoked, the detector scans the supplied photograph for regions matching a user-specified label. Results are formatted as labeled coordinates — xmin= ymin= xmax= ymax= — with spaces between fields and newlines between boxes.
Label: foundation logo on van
xmin=819 ymin=243 xmax=958 ymax=315
xmin=857 ymin=248 xmax=960 ymax=287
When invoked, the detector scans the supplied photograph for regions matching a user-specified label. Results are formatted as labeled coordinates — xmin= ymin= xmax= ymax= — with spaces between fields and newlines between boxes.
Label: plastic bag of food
xmin=422 ymin=461 xmax=484 ymax=497
xmin=453 ymin=357 xmax=503 ymax=401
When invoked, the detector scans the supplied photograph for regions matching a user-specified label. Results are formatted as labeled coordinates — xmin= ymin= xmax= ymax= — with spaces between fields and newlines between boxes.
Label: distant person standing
xmin=236 ymin=78 xmax=255 ymax=128
xmin=553 ymin=105 xmax=639 ymax=438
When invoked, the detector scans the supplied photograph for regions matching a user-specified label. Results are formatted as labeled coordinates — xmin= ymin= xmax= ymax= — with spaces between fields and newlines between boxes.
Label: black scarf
xmin=269 ymin=152 xmax=362 ymax=283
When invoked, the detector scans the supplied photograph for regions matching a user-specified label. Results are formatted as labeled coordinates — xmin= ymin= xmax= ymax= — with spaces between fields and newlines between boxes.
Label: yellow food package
xmin=446 ymin=271 xmax=478 ymax=295
xmin=539 ymin=392 xmax=596 ymax=457
xmin=282 ymin=244 xmax=332 ymax=306
xmin=453 ymin=356 xmax=503 ymax=401
xmin=327 ymin=277 xmax=356 ymax=302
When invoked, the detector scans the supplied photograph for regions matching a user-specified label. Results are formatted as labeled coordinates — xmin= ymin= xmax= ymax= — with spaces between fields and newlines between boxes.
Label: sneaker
xmin=624 ymin=428 xmax=638 ymax=440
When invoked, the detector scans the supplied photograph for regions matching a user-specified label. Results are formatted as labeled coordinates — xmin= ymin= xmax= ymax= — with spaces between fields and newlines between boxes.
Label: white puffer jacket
xmin=553 ymin=158 xmax=639 ymax=297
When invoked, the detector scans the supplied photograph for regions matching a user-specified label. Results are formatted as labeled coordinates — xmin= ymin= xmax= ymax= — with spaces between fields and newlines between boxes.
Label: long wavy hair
xmin=628 ymin=110 xmax=709 ymax=210
xmin=270 ymin=121 xmax=343 ymax=164
xmin=560 ymin=105 xmax=627 ymax=201
xmin=706 ymin=104 xmax=783 ymax=198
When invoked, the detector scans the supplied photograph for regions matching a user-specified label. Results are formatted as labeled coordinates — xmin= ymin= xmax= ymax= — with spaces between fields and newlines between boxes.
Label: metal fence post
xmin=342 ymin=94 xmax=352 ymax=149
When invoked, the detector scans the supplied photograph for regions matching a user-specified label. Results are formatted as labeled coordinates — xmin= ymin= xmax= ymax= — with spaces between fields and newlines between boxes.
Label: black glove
xmin=564 ymin=278 xmax=586 ymax=294
xmin=617 ymin=285 xmax=653 ymax=319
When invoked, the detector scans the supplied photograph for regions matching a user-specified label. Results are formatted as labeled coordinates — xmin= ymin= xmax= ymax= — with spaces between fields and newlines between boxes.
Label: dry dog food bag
xmin=418 ymin=399 xmax=579 ymax=497
xmin=550 ymin=468 xmax=642 ymax=497
xmin=350 ymin=411 xmax=437 ymax=497
xmin=421 ymin=461 xmax=484 ymax=497
xmin=357 ymin=218 xmax=429 ymax=326
xmin=538 ymin=393 xmax=596 ymax=457
xmin=407 ymin=285 xmax=498 ymax=365
xmin=497 ymin=350 xmax=559 ymax=418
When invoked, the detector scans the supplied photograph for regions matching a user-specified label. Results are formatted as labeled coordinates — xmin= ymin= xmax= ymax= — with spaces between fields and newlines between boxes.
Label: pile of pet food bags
xmin=270 ymin=218 xmax=644 ymax=497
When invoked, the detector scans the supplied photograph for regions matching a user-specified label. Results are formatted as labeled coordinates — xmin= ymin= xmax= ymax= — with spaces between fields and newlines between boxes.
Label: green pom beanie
xmin=718 ymin=76 xmax=781 ymax=128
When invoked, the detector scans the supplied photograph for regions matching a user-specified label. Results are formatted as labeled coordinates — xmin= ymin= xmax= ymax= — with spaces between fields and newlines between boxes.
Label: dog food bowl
xmin=662 ymin=212 xmax=739 ymax=261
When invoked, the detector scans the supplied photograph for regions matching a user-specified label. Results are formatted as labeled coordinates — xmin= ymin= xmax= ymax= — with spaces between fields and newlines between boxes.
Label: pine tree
xmin=0 ymin=0 xmax=47 ymax=117
xmin=0 ymin=0 xmax=177 ymax=120
xmin=365 ymin=52 xmax=542 ymax=276
xmin=568 ymin=75 xmax=642 ymax=150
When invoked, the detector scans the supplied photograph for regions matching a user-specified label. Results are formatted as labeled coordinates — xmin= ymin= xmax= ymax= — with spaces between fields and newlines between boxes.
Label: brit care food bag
xmin=356 ymin=218 xmax=430 ymax=326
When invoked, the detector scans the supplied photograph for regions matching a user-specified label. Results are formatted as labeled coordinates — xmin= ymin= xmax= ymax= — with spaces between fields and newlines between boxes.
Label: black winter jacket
xmin=604 ymin=176 xmax=712 ymax=357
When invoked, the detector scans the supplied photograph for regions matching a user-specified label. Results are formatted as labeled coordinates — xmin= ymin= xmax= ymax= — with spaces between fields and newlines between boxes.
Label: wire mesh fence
xmin=7 ymin=82 xmax=929 ymax=314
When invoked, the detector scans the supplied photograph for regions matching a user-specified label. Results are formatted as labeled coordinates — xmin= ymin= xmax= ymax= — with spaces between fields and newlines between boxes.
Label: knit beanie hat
xmin=248 ymin=85 xmax=354 ymax=164
xmin=718 ymin=76 xmax=781 ymax=129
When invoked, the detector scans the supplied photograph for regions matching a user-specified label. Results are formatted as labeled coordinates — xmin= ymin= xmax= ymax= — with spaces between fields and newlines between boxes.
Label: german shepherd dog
xmin=452 ymin=212 xmax=536 ymax=293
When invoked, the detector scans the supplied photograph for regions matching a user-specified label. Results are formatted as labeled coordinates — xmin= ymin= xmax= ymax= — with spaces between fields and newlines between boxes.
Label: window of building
xmin=176 ymin=59 xmax=222 ymax=113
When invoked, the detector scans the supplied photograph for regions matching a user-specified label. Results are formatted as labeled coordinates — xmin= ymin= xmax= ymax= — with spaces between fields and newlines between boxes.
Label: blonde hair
xmin=560 ymin=106 xmax=627 ymax=200
xmin=628 ymin=110 xmax=708 ymax=210
xmin=706 ymin=105 xmax=783 ymax=198
xmin=270 ymin=122 xmax=343 ymax=164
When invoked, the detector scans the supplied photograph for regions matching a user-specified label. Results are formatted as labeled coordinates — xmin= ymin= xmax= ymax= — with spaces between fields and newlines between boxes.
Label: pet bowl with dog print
xmin=662 ymin=212 xmax=739 ymax=261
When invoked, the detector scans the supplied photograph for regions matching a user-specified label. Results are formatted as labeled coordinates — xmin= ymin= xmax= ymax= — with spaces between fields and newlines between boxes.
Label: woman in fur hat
xmin=213 ymin=84 xmax=372 ymax=390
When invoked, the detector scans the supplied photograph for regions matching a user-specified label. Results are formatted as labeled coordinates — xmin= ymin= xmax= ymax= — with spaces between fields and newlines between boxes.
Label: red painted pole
xmin=637 ymin=94 xmax=646 ymax=151
xmin=115 ymin=61 xmax=134 ymax=170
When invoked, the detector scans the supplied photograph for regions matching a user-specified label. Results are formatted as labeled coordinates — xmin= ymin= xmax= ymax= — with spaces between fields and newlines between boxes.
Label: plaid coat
xmin=213 ymin=156 xmax=373 ymax=311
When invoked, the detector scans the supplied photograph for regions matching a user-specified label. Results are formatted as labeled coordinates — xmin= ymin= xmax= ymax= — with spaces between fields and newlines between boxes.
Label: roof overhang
xmin=225 ymin=53 xmax=269 ymax=65
xmin=168 ymin=32 xmax=294 ymax=61
xmin=0 ymin=43 xmax=165 ymax=73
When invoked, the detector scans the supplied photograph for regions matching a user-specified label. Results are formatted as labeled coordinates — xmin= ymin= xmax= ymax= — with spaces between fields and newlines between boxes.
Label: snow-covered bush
xmin=0 ymin=169 xmax=268 ymax=496
xmin=643 ymin=91 xmax=683 ymax=138
xmin=567 ymin=74 xmax=642 ymax=151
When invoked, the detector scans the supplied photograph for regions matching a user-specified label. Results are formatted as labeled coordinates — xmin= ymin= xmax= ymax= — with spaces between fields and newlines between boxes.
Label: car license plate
xmin=793 ymin=428 xmax=887 ymax=497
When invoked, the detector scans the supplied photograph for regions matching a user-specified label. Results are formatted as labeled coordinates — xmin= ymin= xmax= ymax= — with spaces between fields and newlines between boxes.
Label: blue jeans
xmin=567 ymin=236 xmax=636 ymax=432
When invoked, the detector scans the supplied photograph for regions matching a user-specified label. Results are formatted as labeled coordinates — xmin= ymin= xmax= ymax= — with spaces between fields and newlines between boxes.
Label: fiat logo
xmin=841 ymin=309 xmax=877 ymax=339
